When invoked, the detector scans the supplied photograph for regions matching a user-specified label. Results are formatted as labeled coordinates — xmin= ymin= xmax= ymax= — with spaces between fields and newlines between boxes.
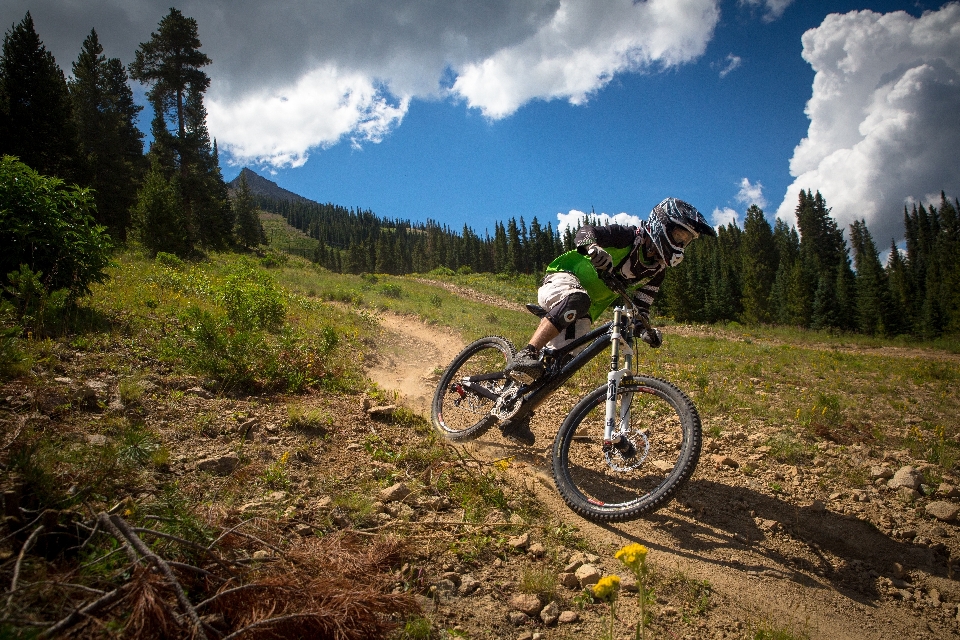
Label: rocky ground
xmin=3 ymin=307 xmax=960 ymax=639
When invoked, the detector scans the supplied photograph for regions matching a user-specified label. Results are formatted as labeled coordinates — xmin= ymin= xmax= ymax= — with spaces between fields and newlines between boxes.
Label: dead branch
xmin=101 ymin=514 xmax=208 ymax=640
xmin=39 ymin=587 xmax=124 ymax=638
xmin=167 ymin=561 xmax=223 ymax=581
xmin=206 ymin=517 xmax=256 ymax=550
xmin=0 ymin=512 xmax=44 ymax=547
xmin=195 ymin=584 xmax=273 ymax=611
xmin=77 ymin=515 xmax=101 ymax=551
xmin=218 ymin=612 xmax=326 ymax=640
xmin=131 ymin=527 xmax=240 ymax=576
xmin=3 ymin=524 xmax=44 ymax=618
xmin=96 ymin=513 xmax=139 ymax=565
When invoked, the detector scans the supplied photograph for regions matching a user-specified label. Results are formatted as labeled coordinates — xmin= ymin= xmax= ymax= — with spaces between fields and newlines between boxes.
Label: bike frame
xmin=504 ymin=302 xmax=639 ymax=445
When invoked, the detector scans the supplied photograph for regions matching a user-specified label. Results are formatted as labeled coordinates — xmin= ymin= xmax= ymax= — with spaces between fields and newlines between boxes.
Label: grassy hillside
xmin=2 ymin=215 xmax=959 ymax=637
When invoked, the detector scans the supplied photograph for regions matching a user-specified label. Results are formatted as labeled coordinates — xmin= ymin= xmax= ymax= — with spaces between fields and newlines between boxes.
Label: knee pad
xmin=546 ymin=291 xmax=591 ymax=332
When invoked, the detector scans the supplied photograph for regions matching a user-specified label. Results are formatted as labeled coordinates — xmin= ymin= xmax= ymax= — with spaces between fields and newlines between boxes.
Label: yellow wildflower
xmin=592 ymin=574 xmax=621 ymax=600
xmin=615 ymin=543 xmax=649 ymax=572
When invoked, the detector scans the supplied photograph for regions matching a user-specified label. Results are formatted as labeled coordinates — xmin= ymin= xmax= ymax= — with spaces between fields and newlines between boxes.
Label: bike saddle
xmin=525 ymin=303 xmax=548 ymax=318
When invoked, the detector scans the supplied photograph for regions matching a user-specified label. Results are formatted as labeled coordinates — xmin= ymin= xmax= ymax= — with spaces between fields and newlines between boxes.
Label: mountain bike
xmin=430 ymin=276 xmax=702 ymax=522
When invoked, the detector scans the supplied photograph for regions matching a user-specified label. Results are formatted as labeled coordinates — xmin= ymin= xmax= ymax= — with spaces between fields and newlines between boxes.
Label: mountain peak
xmin=228 ymin=168 xmax=313 ymax=204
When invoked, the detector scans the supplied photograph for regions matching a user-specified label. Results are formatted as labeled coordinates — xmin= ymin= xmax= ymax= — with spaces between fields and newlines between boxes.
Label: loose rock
xmin=888 ymin=466 xmax=923 ymax=491
xmin=509 ymin=593 xmax=541 ymax=617
xmin=540 ymin=601 xmax=560 ymax=625
xmin=508 ymin=532 xmax=530 ymax=550
xmin=575 ymin=564 xmax=601 ymax=587
xmin=558 ymin=611 xmax=579 ymax=624
xmin=926 ymin=501 xmax=960 ymax=522
xmin=380 ymin=482 xmax=411 ymax=502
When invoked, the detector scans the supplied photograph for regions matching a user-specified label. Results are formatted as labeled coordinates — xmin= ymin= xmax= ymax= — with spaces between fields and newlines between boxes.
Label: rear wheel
xmin=431 ymin=336 xmax=517 ymax=441
xmin=552 ymin=376 xmax=701 ymax=521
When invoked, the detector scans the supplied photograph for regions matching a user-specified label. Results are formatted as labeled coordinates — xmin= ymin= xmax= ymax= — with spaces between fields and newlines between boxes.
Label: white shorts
xmin=538 ymin=272 xmax=593 ymax=354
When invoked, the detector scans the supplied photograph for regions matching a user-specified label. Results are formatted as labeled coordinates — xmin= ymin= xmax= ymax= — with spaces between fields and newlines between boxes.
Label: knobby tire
xmin=431 ymin=336 xmax=517 ymax=441
xmin=552 ymin=376 xmax=701 ymax=521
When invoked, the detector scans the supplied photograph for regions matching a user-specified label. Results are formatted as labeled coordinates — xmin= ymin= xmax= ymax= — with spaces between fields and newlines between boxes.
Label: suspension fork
xmin=603 ymin=308 xmax=635 ymax=444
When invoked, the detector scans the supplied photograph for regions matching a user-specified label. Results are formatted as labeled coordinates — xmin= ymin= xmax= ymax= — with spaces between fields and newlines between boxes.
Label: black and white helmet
xmin=645 ymin=198 xmax=715 ymax=267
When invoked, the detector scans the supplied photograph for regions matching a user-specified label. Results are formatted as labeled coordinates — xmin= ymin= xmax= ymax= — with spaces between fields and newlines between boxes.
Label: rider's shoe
xmin=506 ymin=345 xmax=545 ymax=383
xmin=500 ymin=417 xmax=535 ymax=446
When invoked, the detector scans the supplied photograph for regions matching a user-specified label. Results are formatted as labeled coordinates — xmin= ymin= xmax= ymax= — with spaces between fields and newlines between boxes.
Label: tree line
xmin=0 ymin=9 xmax=264 ymax=259
xmin=254 ymin=194 xmax=566 ymax=276
xmin=659 ymin=190 xmax=960 ymax=338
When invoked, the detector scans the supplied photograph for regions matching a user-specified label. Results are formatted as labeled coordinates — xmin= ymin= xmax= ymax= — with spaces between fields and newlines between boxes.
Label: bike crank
xmin=490 ymin=386 xmax=523 ymax=422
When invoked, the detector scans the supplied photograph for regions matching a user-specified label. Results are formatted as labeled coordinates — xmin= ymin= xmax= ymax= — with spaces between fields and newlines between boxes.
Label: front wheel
xmin=552 ymin=376 xmax=701 ymax=522
xmin=431 ymin=336 xmax=517 ymax=441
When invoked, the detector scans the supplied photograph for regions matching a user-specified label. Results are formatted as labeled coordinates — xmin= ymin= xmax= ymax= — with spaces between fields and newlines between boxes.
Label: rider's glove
xmin=586 ymin=244 xmax=613 ymax=273
xmin=632 ymin=313 xmax=650 ymax=337
xmin=640 ymin=327 xmax=662 ymax=349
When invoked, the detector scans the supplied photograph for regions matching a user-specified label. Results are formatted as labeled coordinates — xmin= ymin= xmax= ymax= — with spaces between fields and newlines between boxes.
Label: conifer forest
xmin=1 ymin=8 xmax=958 ymax=340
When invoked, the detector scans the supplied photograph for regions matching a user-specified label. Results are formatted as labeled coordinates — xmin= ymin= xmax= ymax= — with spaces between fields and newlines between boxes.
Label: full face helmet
xmin=645 ymin=198 xmax=716 ymax=267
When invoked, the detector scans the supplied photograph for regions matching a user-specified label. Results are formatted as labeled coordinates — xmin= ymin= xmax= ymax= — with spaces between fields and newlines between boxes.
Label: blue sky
xmin=6 ymin=0 xmax=959 ymax=244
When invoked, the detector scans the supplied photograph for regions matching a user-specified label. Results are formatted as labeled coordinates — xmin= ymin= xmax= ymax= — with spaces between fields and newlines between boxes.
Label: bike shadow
xmin=598 ymin=478 xmax=952 ymax=605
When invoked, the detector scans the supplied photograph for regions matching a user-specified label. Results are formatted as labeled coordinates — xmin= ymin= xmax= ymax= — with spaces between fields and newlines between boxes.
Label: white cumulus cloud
xmin=453 ymin=0 xmax=720 ymax=118
xmin=208 ymin=67 xmax=408 ymax=168
xmin=739 ymin=0 xmax=794 ymax=22
xmin=556 ymin=209 xmax=644 ymax=235
xmin=6 ymin=0 xmax=720 ymax=168
xmin=735 ymin=177 xmax=766 ymax=209
xmin=776 ymin=4 xmax=960 ymax=245
xmin=711 ymin=207 xmax=739 ymax=228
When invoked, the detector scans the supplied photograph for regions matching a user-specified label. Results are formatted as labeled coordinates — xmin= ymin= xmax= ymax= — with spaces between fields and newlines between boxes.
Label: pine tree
xmin=132 ymin=158 xmax=188 ymax=256
xmin=130 ymin=8 xmax=227 ymax=254
xmin=849 ymin=219 xmax=892 ymax=335
xmin=932 ymin=194 xmax=960 ymax=335
xmin=768 ymin=219 xmax=800 ymax=324
xmin=506 ymin=217 xmax=521 ymax=274
xmin=739 ymin=205 xmax=776 ymax=324
xmin=232 ymin=171 xmax=264 ymax=248
xmin=0 ymin=12 xmax=78 ymax=179
xmin=885 ymin=238 xmax=911 ymax=334
xmin=69 ymin=29 xmax=145 ymax=241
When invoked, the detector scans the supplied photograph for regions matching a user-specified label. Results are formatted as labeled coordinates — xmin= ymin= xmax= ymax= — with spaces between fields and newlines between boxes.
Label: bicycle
xmin=430 ymin=276 xmax=702 ymax=522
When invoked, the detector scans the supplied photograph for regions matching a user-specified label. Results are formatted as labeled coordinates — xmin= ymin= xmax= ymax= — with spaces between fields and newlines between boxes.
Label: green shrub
xmin=155 ymin=251 xmax=185 ymax=269
xmin=379 ymin=283 xmax=402 ymax=299
xmin=0 ymin=156 xmax=113 ymax=298
xmin=4 ymin=264 xmax=71 ymax=336
xmin=0 ymin=300 xmax=26 ymax=379
xmin=220 ymin=260 xmax=286 ymax=331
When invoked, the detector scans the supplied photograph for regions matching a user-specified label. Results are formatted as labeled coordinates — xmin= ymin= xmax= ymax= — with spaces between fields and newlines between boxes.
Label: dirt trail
xmin=369 ymin=299 xmax=960 ymax=639
xmin=364 ymin=310 xmax=465 ymax=418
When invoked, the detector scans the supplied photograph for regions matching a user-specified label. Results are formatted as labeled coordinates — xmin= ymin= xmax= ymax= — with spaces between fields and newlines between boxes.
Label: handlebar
xmin=599 ymin=272 xmax=652 ymax=333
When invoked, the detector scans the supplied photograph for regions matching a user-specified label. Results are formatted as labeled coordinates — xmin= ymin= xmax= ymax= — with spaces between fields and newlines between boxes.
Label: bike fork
xmin=603 ymin=309 xmax=634 ymax=447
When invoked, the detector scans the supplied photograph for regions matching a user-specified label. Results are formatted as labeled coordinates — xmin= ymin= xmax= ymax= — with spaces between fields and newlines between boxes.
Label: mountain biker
xmin=500 ymin=198 xmax=716 ymax=444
